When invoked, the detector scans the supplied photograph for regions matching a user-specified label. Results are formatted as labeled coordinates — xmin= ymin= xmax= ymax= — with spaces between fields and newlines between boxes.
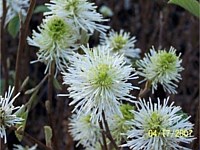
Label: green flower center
xmin=147 ymin=112 xmax=163 ymax=132
xmin=111 ymin=104 xmax=134 ymax=143
xmin=154 ymin=51 xmax=177 ymax=75
xmin=47 ymin=17 xmax=69 ymax=40
xmin=94 ymin=64 xmax=112 ymax=87
xmin=120 ymin=104 xmax=134 ymax=120
xmin=112 ymin=35 xmax=127 ymax=52
xmin=65 ymin=0 xmax=80 ymax=14
xmin=81 ymin=115 xmax=91 ymax=124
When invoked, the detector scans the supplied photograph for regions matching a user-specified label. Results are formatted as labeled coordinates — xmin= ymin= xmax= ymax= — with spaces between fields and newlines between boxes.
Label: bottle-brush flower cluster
xmin=62 ymin=45 xmax=139 ymax=123
xmin=136 ymin=46 xmax=184 ymax=94
xmin=100 ymin=29 xmax=141 ymax=64
xmin=122 ymin=97 xmax=194 ymax=150
xmin=0 ymin=87 xmax=24 ymax=143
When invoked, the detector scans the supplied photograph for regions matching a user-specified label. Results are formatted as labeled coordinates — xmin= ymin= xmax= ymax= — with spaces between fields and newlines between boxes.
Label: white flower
xmin=13 ymin=144 xmax=38 ymax=150
xmin=62 ymin=45 xmax=139 ymax=122
xmin=100 ymin=29 xmax=141 ymax=64
xmin=69 ymin=112 xmax=101 ymax=149
xmin=27 ymin=15 xmax=79 ymax=74
xmin=0 ymin=86 xmax=23 ymax=143
xmin=122 ymin=97 xmax=195 ymax=150
xmin=136 ymin=46 xmax=184 ymax=94
xmin=0 ymin=0 xmax=29 ymax=25
xmin=45 ymin=0 xmax=109 ymax=34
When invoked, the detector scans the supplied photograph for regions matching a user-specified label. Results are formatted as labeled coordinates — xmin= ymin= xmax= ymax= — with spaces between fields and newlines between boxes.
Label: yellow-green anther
xmin=112 ymin=35 xmax=127 ymax=52
xmin=120 ymin=103 xmax=134 ymax=120
xmin=47 ymin=17 xmax=70 ymax=40
xmin=94 ymin=64 xmax=112 ymax=87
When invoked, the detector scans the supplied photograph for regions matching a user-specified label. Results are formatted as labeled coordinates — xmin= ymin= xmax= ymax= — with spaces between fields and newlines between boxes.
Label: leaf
xmin=15 ymin=106 xmax=29 ymax=142
xmin=14 ymin=88 xmax=40 ymax=141
xmin=80 ymin=29 xmax=90 ymax=45
xmin=34 ymin=5 xmax=50 ymax=14
xmin=44 ymin=126 xmax=52 ymax=147
xmin=176 ymin=110 xmax=189 ymax=120
xmin=20 ymin=76 xmax=29 ymax=91
xmin=25 ymin=87 xmax=36 ymax=95
xmin=7 ymin=16 xmax=20 ymax=38
xmin=26 ymin=89 xmax=39 ymax=110
xmin=168 ymin=0 xmax=200 ymax=18
xmin=53 ymin=78 xmax=62 ymax=90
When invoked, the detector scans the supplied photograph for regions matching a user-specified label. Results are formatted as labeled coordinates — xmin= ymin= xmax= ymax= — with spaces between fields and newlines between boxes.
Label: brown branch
xmin=0 ymin=0 xmax=8 ymax=93
xmin=99 ymin=121 xmax=108 ymax=150
xmin=14 ymin=0 xmax=36 ymax=96
xmin=48 ymin=63 xmax=54 ymax=106
xmin=102 ymin=111 xmax=119 ymax=150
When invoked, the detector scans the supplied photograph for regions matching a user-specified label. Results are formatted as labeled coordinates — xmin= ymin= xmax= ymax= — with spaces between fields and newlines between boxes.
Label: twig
xmin=48 ymin=63 xmax=54 ymax=106
xmin=99 ymin=121 xmax=108 ymax=150
xmin=0 ymin=0 xmax=8 ymax=93
xmin=102 ymin=111 xmax=119 ymax=150
xmin=24 ymin=74 xmax=49 ymax=95
xmin=10 ymin=126 xmax=51 ymax=150
xmin=14 ymin=0 xmax=36 ymax=96
xmin=47 ymin=62 xmax=59 ymax=150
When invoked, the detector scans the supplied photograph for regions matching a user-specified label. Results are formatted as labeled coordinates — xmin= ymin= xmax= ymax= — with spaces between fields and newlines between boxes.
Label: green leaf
xmin=168 ymin=0 xmax=200 ymax=18
xmin=15 ymin=106 xmax=29 ymax=142
xmin=14 ymin=87 xmax=40 ymax=141
xmin=34 ymin=5 xmax=50 ymax=14
xmin=176 ymin=110 xmax=189 ymax=120
xmin=44 ymin=126 xmax=52 ymax=147
xmin=7 ymin=16 xmax=20 ymax=38
xmin=80 ymin=29 xmax=90 ymax=45
xmin=53 ymin=78 xmax=62 ymax=90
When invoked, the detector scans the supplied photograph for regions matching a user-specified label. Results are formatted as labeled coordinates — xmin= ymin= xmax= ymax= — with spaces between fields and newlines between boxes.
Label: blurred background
xmin=1 ymin=0 xmax=199 ymax=149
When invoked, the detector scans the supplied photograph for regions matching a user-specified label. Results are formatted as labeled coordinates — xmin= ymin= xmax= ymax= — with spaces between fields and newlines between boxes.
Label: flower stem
xmin=102 ymin=111 xmax=119 ymax=150
xmin=99 ymin=121 xmax=108 ymax=150
xmin=47 ymin=62 xmax=59 ymax=150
